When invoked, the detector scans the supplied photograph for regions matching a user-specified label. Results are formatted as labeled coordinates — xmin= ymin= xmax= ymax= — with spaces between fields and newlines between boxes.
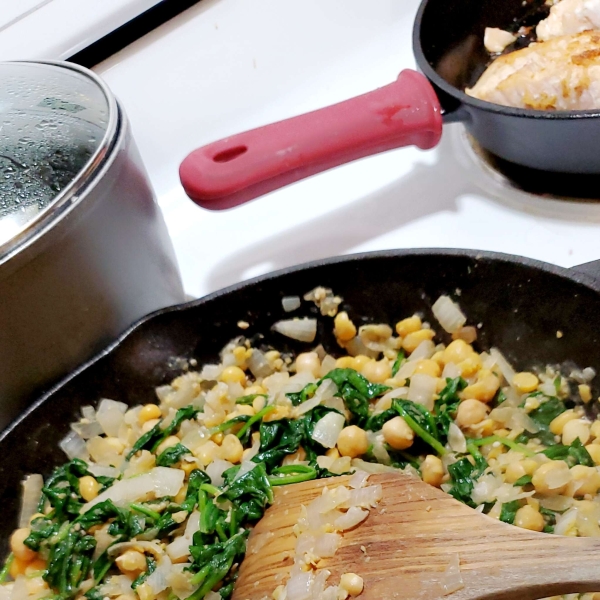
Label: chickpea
xmin=458 ymin=354 xmax=481 ymax=378
xmin=362 ymin=359 xmax=392 ymax=384
xmin=105 ymin=437 xmax=125 ymax=454
xmin=245 ymin=384 xmax=266 ymax=396
xmin=532 ymin=461 xmax=571 ymax=495
xmin=180 ymin=461 xmax=197 ymax=476
xmin=586 ymin=444 xmax=600 ymax=465
xmin=336 ymin=356 xmax=356 ymax=369
xmin=591 ymin=420 xmax=600 ymax=440
xmin=562 ymin=419 xmax=591 ymax=446
xmin=219 ymin=366 xmax=246 ymax=385
xmin=142 ymin=418 xmax=160 ymax=434
xmin=156 ymin=435 xmax=180 ymax=456
xmin=339 ymin=573 xmax=364 ymax=596
xmin=353 ymin=355 xmax=372 ymax=370
xmin=413 ymin=359 xmax=441 ymax=378
xmin=402 ymin=329 xmax=435 ymax=354
xmin=10 ymin=528 xmax=36 ymax=562
xmin=334 ymin=312 xmax=357 ymax=342
xmin=455 ymin=399 xmax=489 ymax=428
xmin=138 ymin=404 xmax=162 ymax=424
xmin=295 ymin=352 xmax=321 ymax=377
xmin=442 ymin=339 xmax=473 ymax=365
xmin=326 ymin=447 xmax=340 ymax=459
xmin=220 ymin=434 xmax=244 ymax=464
xmin=25 ymin=559 xmax=47 ymax=576
xmin=211 ymin=432 xmax=224 ymax=444
xmin=382 ymin=416 xmax=414 ymax=450
xmin=194 ymin=440 xmax=220 ymax=465
xmin=504 ymin=462 xmax=527 ymax=484
xmin=116 ymin=550 xmax=146 ymax=576
xmin=233 ymin=404 xmax=254 ymax=418
xmin=337 ymin=426 xmax=369 ymax=458
xmin=512 ymin=372 xmax=539 ymax=394
xmin=579 ymin=384 xmax=593 ymax=403
xmin=395 ymin=315 xmax=422 ymax=337
xmin=549 ymin=409 xmax=578 ymax=435
xmin=263 ymin=405 xmax=290 ymax=422
xmin=514 ymin=505 xmax=545 ymax=532
xmin=421 ymin=455 xmax=444 ymax=487
xmin=252 ymin=395 xmax=266 ymax=412
xmin=79 ymin=475 xmax=100 ymax=502
xmin=461 ymin=371 xmax=500 ymax=403
xmin=570 ymin=465 xmax=600 ymax=496
xmin=10 ymin=556 xmax=29 ymax=579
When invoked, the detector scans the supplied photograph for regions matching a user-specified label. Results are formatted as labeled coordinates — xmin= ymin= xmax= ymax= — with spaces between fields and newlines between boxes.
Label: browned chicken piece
xmin=537 ymin=0 xmax=600 ymax=41
xmin=466 ymin=31 xmax=600 ymax=110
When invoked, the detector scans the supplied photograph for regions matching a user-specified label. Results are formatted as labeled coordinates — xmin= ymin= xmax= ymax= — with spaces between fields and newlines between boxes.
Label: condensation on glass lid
xmin=0 ymin=110 xmax=99 ymax=247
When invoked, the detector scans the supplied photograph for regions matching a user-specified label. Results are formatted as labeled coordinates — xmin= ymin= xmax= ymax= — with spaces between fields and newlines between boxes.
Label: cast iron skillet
xmin=179 ymin=0 xmax=600 ymax=210
xmin=2 ymin=249 xmax=600 ymax=559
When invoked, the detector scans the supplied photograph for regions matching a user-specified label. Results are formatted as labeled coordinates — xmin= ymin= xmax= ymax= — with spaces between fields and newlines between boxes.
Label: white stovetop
xmin=7 ymin=0 xmax=600 ymax=298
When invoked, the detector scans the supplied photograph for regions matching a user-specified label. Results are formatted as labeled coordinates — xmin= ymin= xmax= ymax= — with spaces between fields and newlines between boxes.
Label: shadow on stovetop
xmin=204 ymin=124 xmax=600 ymax=293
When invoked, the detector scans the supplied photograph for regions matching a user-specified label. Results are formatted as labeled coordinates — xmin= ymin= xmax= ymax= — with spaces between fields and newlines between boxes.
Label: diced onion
xmin=343 ymin=336 xmax=379 ymax=359
xmin=19 ymin=474 xmax=43 ymax=528
xmin=452 ymin=326 xmax=477 ymax=344
xmin=358 ymin=324 xmax=393 ymax=352
xmin=146 ymin=554 xmax=172 ymax=594
xmin=286 ymin=571 xmax=313 ymax=600
xmin=554 ymin=507 xmax=578 ymax=536
xmin=86 ymin=464 xmax=119 ymax=478
xmin=342 ymin=485 xmax=383 ymax=508
xmin=440 ymin=553 xmax=464 ymax=595
xmin=348 ymin=470 xmax=370 ymax=489
xmin=312 ymin=533 xmax=341 ymax=558
xmin=407 ymin=340 xmax=435 ymax=362
xmin=334 ymin=506 xmax=368 ymax=530
xmin=81 ymin=405 xmax=96 ymax=420
xmin=248 ymin=349 xmax=274 ymax=378
xmin=489 ymin=406 xmax=539 ymax=434
xmin=432 ymin=295 xmax=467 ymax=334
xmin=273 ymin=318 xmax=317 ymax=342
xmin=96 ymin=399 xmax=128 ymax=437
xmin=408 ymin=374 xmax=437 ymax=411
xmin=490 ymin=348 xmax=516 ymax=385
xmin=282 ymin=296 xmax=301 ymax=312
xmin=60 ymin=430 xmax=89 ymax=461
xmin=233 ymin=460 xmax=258 ymax=482
xmin=71 ymin=419 xmax=103 ymax=439
xmin=206 ymin=459 xmax=234 ymax=487
xmin=81 ymin=467 xmax=184 ymax=511
xmin=396 ymin=359 xmax=418 ymax=380
xmin=442 ymin=362 xmax=461 ymax=379
xmin=448 ymin=422 xmax=467 ymax=453
xmin=311 ymin=412 xmax=345 ymax=449
xmin=570 ymin=367 xmax=596 ymax=383
xmin=294 ymin=379 xmax=337 ymax=417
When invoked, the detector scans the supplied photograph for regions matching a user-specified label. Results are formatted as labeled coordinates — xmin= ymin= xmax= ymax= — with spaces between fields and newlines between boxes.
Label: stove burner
xmin=463 ymin=132 xmax=600 ymax=202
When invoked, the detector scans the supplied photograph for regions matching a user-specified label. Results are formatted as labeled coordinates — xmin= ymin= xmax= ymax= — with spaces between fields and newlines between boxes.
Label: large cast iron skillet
xmin=180 ymin=0 xmax=600 ymax=209
xmin=2 ymin=249 xmax=600 ymax=559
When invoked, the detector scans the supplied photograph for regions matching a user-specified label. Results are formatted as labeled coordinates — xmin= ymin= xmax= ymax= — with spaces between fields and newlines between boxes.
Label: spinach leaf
xmin=446 ymin=445 xmax=488 ymax=507
xmin=156 ymin=443 xmax=190 ymax=467
xmin=132 ymin=557 xmax=156 ymax=589
xmin=528 ymin=396 xmax=567 ymax=429
xmin=286 ymin=383 xmax=318 ymax=406
xmin=513 ymin=475 xmax=532 ymax=487
xmin=393 ymin=399 xmax=446 ymax=456
xmin=434 ymin=377 xmax=467 ymax=439
xmin=499 ymin=500 xmax=520 ymax=524
xmin=221 ymin=462 xmax=274 ymax=523
xmin=235 ymin=393 xmax=267 ymax=405
xmin=542 ymin=438 xmax=594 ymax=467
xmin=180 ymin=469 xmax=211 ymax=513
xmin=365 ymin=408 xmax=396 ymax=432
xmin=322 ymin=368 xmax=389 ymax=425
xmin=391 ymin=351 xmax=406 ymax=377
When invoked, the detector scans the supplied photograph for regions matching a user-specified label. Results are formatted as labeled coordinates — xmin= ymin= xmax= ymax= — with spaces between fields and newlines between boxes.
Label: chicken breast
xmin=466 ymin=31 xmax=600 ymax=110
xmin=537 ymin=0 xmax=600 ymax=41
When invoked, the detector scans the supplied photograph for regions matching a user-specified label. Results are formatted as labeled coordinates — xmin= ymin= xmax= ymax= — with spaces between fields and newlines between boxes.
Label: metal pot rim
xmin=0 ymin=60 xmax=119 ymax=265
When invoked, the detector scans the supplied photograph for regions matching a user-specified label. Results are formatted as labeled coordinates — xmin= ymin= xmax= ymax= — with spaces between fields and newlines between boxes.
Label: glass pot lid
xmin=0 ymin=61 xmax=118 ymax=259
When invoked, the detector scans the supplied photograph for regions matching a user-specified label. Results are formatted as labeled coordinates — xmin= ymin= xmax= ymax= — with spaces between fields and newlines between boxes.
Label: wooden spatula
xmin=232 ymin=471 xmax=600 ymax=600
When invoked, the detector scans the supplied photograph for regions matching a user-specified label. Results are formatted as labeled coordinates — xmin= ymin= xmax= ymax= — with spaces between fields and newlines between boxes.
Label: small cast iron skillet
xmin=179 ymin=0 xmax=600 ymax=209
xmin=1 ymin=249 xmax=600 ymax=559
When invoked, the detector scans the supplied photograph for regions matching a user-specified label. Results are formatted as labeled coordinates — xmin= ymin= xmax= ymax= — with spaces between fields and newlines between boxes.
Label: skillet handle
xmin=179 ymin=69 xmax=442 ymax=210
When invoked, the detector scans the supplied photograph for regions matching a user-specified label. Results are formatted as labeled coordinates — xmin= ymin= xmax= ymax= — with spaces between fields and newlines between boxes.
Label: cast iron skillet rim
xmin=412 ymin=1 xmax=600 ymax=121
xmin=2 ymin=247 xmax=598 ymax=443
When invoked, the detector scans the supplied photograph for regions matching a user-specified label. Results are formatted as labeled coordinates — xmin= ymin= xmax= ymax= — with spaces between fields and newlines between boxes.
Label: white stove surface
xmin=15 ymin=0 xmax=600 ymax=298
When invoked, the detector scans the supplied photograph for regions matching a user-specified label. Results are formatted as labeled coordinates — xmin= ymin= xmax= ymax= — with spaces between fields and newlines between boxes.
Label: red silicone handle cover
xmin=179 ymin=69 xmax=442 ymax=210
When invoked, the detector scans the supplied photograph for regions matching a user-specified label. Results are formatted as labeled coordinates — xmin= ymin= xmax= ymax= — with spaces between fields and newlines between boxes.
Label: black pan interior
xmin=2 ymin=250 xmax=600 ymax=558
xmin=416 ymin=0 xmax=549 ymax=92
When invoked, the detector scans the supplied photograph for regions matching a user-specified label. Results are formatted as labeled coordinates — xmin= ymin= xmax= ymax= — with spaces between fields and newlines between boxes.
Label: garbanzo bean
xmin=442 ymin=339 xmax=473 ymax=365
xmin=295 ymin=352 xmax=321 ymax=377
xmin=455 ymin=399 xmax=489 ymax=428
xmin=334 ymin=312 xmax=357 ymax=342
xmin=362 ymin=359 xmax=392 ymax=383
xmin=512 ymin=372 xmax=539 ymax=394
xmin=514 ymin=505 xmax=545 ymax=532
xmin=549 ymin=409 xmax=578 ymax=435
xmin=78 ymin=475 xmax=100 ymax=502
xmin=382 ymin=416 xmax=414 ymax=450
xmin=115 ymin=550 xmax=146 ymax=575
xmin=532 ymin=461 xmax=571 ymax=495
xmin=562 ymin=419 xmax=591 ymax=446
xmin=339 ymin=573 xmax=364 ymax=596
xmin=402 ymin=329 xmax=435 ymax=354
xmin=10 ymin=528 xmax=36 ymax=562
xmin=420 ymin=454 xmax=444 ymax=487
xmin=219 ymin=366 xmax=246 ymax=385
xmin=395 ymin=315 xmax=421 ymax=337
xmin=138 ymin=404 xmax=161 ymax=424
xmin=337 ymin=426 xmax=369 ymax=458
xmin=413 ymin=359 xmax=441 ymax=378
xmin=571 ymin=465 xmax=600 ymax=496
xmin=220 ymin=434 xmax=244 ymax=464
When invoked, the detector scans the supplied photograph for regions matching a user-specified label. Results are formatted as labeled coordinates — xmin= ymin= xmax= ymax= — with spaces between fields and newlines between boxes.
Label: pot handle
xmin=179 ymin=69 xmax=442 ymax=210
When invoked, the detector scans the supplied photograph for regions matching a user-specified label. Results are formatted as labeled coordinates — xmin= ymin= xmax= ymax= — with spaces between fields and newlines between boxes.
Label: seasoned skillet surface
xmin=2 ymin=249 xmax=600 ymax=558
